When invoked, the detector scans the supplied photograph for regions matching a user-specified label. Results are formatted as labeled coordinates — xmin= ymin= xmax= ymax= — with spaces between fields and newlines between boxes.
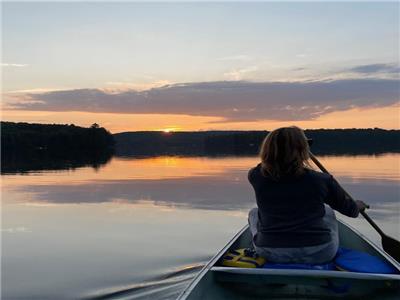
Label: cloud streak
xmin=347 ymin=63 xmax=400 ymax=74
xmin=217 ymin=55 xmax=252 ymax=61
xmin=6 ymin=78 xmax=400 ymax=122
xmin=223 ymin=66 xmax=258 ymax=80
xmin=2 ymin=63 xmax=29 ymax=67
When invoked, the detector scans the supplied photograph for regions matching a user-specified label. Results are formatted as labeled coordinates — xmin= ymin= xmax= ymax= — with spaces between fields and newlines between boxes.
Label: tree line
xmin=1 ymin=122 xmax=115 ymax=173
xmin=2 ymin=123 xmax=399 ymax=172
xmin=114 ymin=128 xmax=400 ymax=157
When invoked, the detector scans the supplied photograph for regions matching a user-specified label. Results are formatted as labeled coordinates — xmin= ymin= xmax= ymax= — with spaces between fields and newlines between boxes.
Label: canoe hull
xmin=178 ymin=220 xmax=400 ymax=299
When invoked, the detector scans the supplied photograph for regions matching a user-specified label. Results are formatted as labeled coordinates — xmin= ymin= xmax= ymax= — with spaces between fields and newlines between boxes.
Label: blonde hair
xmin=260 ymin=126 xmax=310 ymax=179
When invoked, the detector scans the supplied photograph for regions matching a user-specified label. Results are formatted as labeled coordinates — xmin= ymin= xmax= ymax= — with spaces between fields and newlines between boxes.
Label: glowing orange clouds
xmin=2 ymin=103 xmax=399 ymax=133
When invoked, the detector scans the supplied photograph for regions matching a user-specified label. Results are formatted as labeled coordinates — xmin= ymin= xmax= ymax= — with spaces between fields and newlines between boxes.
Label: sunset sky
xmin=2 ymin=2 xmax=399 ymax=133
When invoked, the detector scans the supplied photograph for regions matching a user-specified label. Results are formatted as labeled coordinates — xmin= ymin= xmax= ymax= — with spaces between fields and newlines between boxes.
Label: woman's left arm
xmin=325 ymin=176 xmax=360 ymax=218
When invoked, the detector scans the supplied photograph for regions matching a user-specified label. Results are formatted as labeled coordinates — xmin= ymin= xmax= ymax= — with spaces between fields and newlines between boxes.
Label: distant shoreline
xmin=114 ymin=128 xmax=400 ymax=157
xmin=113 ymin=128 xmax=400 ymax=134
xmin=2 ymin=122 xmax=399 ymax=173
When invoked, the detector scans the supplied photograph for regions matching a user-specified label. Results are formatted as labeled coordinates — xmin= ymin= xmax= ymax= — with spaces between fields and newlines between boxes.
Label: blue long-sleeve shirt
xmin=248 ymin=164 xmax=359 ymax=248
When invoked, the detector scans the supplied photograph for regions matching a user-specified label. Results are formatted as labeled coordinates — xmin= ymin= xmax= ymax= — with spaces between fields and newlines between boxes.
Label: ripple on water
xmin=82 ymin=264 xmax=204 ymax=300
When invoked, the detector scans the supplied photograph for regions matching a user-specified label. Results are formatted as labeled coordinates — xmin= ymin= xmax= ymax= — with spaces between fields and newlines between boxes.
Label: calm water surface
xmin=2 ymin=154 xmax=399 ymax=299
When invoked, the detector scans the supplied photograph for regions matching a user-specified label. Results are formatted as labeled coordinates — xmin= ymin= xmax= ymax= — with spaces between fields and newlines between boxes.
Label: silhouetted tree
xmin=1 ymin=122 xmax=115 ymax=173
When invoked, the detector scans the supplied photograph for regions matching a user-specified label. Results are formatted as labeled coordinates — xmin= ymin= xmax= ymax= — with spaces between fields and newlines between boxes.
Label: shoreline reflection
xmin=2 ymin=154 xmax=399 ymax=221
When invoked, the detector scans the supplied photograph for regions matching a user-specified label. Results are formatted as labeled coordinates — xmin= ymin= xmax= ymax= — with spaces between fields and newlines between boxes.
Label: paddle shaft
xmin=308 ymin=152 xmax=386 ymax=237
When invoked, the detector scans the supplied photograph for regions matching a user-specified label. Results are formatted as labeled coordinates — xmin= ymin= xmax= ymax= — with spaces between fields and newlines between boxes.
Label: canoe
xmin=178 ymin=220 xmax=400 ymax=299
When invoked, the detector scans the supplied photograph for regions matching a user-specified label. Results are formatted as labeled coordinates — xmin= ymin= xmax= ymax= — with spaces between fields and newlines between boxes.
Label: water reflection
xmin=2 ymin=151 xmax=113 ymax=174
xmin=3 ymin=155 xmax=400 ymax=219
xmin=2 ymin=201 xmax=244 ymax=300
xmin=1 ymin=154 xmax=399 ymax=299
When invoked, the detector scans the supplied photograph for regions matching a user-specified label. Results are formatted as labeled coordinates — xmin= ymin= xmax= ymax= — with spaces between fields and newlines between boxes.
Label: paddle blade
xmin=382 ymin=234 xmax=400 ymax=263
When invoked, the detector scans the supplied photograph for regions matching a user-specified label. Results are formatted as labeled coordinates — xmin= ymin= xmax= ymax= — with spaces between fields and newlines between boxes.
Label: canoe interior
xmin=216 ymin=222 xmax=392 ymax=259
xmin=179 ymin=221 xmax=400 ymax=299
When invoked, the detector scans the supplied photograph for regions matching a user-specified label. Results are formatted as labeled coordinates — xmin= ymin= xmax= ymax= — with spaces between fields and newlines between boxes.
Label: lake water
xmin=2 ymin=154 xmax=399 ymax=299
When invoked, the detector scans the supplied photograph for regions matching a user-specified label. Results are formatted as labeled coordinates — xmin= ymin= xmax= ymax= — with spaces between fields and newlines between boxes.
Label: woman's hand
xmin=355 ymin=200 xmax=370 ymax=212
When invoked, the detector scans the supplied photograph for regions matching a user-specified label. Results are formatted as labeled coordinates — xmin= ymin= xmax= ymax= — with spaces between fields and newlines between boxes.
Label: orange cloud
xmin=6 ymin=80 xmax=399 ymax=123
xmin=2 ymin=103 xmax=399 ymax=133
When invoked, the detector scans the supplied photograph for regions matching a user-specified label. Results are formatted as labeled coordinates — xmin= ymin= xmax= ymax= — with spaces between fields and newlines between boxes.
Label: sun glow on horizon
xmin=161 ymin=127 xmax=181 ymax=133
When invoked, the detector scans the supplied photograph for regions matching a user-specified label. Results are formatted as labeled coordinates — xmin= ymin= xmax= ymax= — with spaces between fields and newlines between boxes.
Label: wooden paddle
xmin=308 ymin=151 xmax=400 ymax=263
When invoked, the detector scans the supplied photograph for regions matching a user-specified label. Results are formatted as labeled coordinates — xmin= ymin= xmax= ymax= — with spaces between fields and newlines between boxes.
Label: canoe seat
xmin=209 ymin=266 xmax=400 ymax=281
xmin=263 ymin=262 xmax=335 ymax=270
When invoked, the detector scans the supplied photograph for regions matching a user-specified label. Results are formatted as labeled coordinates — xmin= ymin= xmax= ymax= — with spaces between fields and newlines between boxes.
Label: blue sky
xmin=3 ymin=2 xmax=398 ymax=91
xmin=2 ymin=1 xmax=399 ymax=131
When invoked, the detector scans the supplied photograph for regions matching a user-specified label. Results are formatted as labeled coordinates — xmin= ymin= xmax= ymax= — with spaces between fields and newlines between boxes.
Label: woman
xmin=248 ymin=126 xmax=368 ymax=264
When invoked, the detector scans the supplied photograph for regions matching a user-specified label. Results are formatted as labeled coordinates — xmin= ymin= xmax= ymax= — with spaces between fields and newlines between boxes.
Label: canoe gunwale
xmin=177 ymin=225 xmax=248 ymax=299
